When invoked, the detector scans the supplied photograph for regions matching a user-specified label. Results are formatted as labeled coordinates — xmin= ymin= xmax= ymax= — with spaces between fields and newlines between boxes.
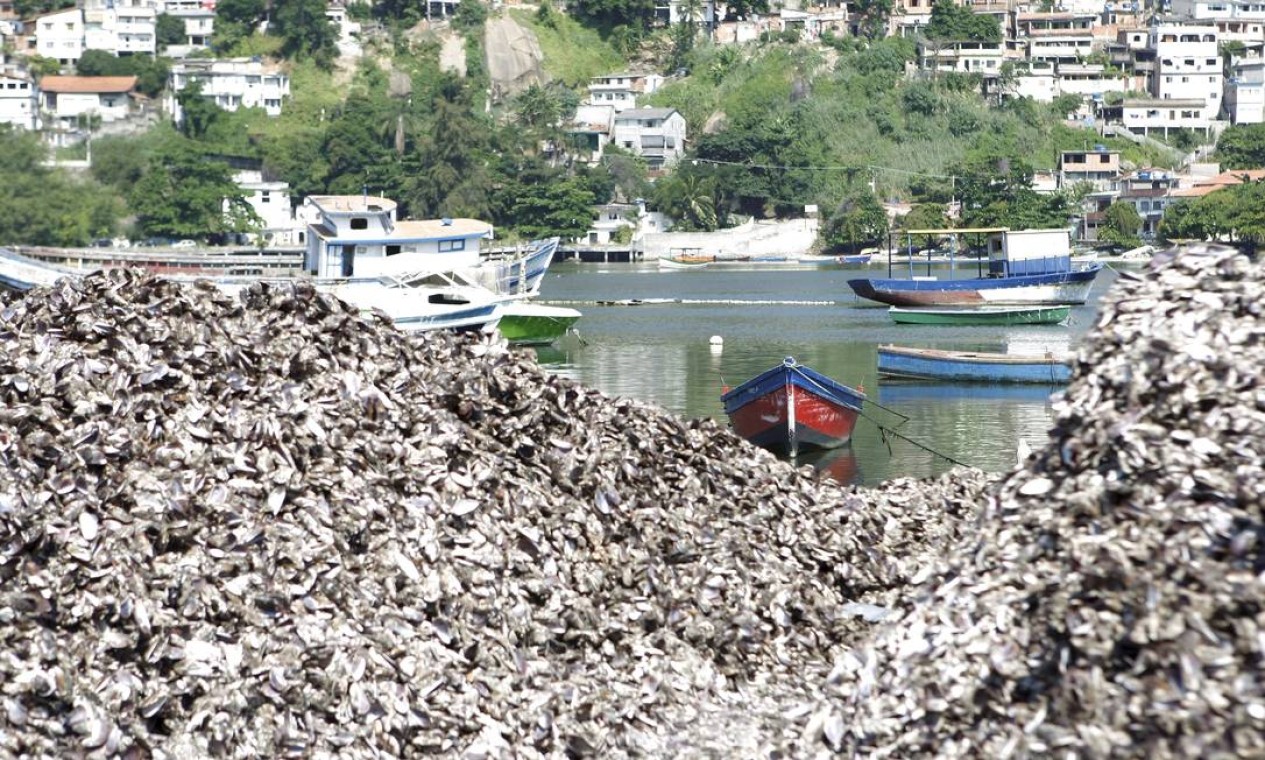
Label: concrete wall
xmin=639 ymin=217 xmax=820 ymax=259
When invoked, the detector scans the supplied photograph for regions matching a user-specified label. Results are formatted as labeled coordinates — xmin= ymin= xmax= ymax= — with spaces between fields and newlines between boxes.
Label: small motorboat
xmin=721 ymin=357 xmax=866 ymax=457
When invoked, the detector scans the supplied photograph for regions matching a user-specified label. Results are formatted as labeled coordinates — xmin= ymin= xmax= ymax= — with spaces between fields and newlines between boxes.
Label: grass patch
xmin=508 ymin=8 xmax=625 ymax=88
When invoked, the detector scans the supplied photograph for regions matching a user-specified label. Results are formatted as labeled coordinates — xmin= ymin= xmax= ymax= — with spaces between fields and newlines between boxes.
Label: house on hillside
xmin=83 ymin=0 xmax=156 ymax=56
xmin=232 ymin=169 xmax=297 ymax=246
xmin=0 ymin=68 xmax=38 ymax=130
xmin=39 ymin=75 xmax=136 ymax=133
xmin=165 ymin=58 xmax=290 ymax=122
xmin=1118 ymin=168 xmax=1180 ymax=240
xmin=567 ymin=103 xmax=615 ymax=164
xmin=1226 ymin=58 xmax=1265 ymax=124
xmin=1059 ymin=148 xmax=1122 ymax=191
xmin=586 ymin=72 xmax=664 ymax=113
xmin=34 ymin=8 xmax=84 ymax=66
xmin=611 ymin=107 xmax=687 ymax=169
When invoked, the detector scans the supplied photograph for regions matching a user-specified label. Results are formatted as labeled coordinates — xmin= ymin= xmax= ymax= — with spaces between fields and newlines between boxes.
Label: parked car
xmin=172 ymin=239 xmax=197 ymax=248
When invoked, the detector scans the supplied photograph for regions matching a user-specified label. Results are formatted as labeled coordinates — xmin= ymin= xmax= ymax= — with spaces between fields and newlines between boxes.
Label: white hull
xmin=975 ymin=280 xmax=1096 ymax=305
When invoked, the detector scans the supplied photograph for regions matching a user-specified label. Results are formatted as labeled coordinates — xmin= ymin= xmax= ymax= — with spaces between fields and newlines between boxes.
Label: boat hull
xmin=721 ymin=360 xmax=864 ymax=456
xmin=497 ymin=303 xmax=581 ymax=346
xmin=849 ymin=266 xmax=1101 ymax=306
xmin=889 ymin=305 xmax=1071 ymax=326
xmin=877 ymin=345 xmax=1071 ymax=384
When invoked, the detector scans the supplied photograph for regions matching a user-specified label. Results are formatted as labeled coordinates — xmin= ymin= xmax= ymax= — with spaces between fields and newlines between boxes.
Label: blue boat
xmin=877 ymin=344 xmax=1071 ymax=384
xmin=878 ymin=381 xmax=1062 ymax=406
xmin=849 ymin=229 xmax=1101 ymax=307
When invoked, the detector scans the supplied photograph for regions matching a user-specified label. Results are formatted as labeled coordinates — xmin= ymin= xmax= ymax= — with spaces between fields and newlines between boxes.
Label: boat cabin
xmin=303 ymin=195 xmax=494 ymax=279
xmin=990 ymin=229 xmax=1073 ymax=277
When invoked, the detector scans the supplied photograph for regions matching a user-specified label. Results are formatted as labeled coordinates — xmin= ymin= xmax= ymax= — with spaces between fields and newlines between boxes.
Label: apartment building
xmin=1151 ymin=23 xmax=1223 ymax=121
xmin=166 ymin=58 xmax=290 ymax=121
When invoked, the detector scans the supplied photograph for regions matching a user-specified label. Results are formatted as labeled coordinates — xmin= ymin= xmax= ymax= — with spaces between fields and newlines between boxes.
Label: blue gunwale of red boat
xmin=721 ymin=358 xmax=865 ymax=456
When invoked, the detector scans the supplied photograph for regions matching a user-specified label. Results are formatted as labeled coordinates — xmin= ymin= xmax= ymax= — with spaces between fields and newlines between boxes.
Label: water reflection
xmin=792 ymin=446 xmax=862 ymax=486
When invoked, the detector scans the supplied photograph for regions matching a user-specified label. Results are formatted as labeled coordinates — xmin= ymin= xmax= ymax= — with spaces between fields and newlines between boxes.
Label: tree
xmin=156 ymin=13 xmax=186 ymax=47
xmin=652 ymin=169 xmax=720 ymax=231
xmin=514 ymin=84 xmax=562 ymax=129
xmin=852 ymin=0 xmax=895 ymax=40
xmin=925 ymin=0 xmax=1000 ymax=42
xmin=1215 ymin=124 xmax=1265 ymax=170
xmin=176 ymin=81 xmax=223 ymax=139
xmin=569 ymin=0 xmax=655 ymax=33
xmin=509 ymin=177 xmax=596 ymax=239
xmin=0 ymin=127 xmax=122 ymax=246
xmin=822 ymin=191 xmax=888 ymax=254
xmin=129 ymin=140 xmax=260 ymax=239
xmin=76 ymin=50 xmax=169 ymax=98
xmin=1098 ymin=201 xmax=1142 ymax=248
xmin=452 ymin=0 xmax=487 ymax=31
xmin=271 ymin=0 xmax=339 ymax=68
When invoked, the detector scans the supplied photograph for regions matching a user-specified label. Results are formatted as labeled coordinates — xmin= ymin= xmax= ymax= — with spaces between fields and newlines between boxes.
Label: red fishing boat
xmin=721 ymin=357 xmax=865 ymax=457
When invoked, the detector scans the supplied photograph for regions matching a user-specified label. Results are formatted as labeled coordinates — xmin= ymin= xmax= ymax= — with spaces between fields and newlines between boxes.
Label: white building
xmin=918 ymin=39 xmax=1005 ymax=76
xmin=39 ymin=75 xmax=135 ymax=129
xmin=1025 ymin=30 xmax=1096 ymax=65
xmin=1226 ymin=58 xmax=1265 ymax=122
xmin=0 ymin=70 xmax=38 ymax=130
xmin=568 ymin=103 xmax=615 ymax=164
xmin=301 ymin=195 xmax=494 ymax=279
xmin=35 ymin=8 xmax=84 ymax=66
xmin=232 ymin=170 xmax=297 ymax=245
xmin=1170 ymin=0 xmax=1265 ymax=26
xmin=1151 ymin=23 xmax=1223 ymax=121
xmin=1121 ymin=97 xmax=1217 ymax=134
xmin=83 ymin=0 xmax=156 ymax=56
xmin=165 ymin=58 xmax=290 ymax=121
xmin=611 ymin=107 xmax=687 ymax=169
xmin=586 ymin=72 xmax=664 ymax=113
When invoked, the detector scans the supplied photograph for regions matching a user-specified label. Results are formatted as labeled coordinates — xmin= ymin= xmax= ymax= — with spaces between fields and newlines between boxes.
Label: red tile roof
xmin=39 ymin=76 xmax=137 ymax=94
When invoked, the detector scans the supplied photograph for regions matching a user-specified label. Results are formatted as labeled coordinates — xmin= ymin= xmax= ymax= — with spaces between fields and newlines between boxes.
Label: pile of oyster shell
xmin=0 ymin=272 xmax=986 ymax=758
xmin=3 ymin=244 xmax=1260 ymax=758
xmin=766 ymin=245 xmax=1265 ymax=757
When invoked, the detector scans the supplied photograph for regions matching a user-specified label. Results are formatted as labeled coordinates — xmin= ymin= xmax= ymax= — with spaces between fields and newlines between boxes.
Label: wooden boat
xmin=658 ymin=257 xmax=709 ymax=270
xmin=721 ymin=357 xmax=866 ymax=456
xmin=888 ymin=305 xmax=1071 ymax=326
xmin=835 ymin=253 xmax=873 ymax=265
xmin=497 ymin=302 xmax=581 ymax=346
xmin=849 ymin=229 xmax=1101 ymax=306
xmin=876 ymin=344 xmax=1071 ymax=384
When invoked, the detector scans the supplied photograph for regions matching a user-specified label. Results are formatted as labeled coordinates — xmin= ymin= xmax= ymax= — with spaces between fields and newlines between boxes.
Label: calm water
xmin=529 ymin=259 xmax=1125 ymax=485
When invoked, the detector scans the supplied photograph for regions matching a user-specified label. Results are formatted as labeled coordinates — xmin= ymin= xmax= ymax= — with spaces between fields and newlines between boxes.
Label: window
xmin=1100 ymin=154 xmax=1111 ymax=163
xmin=260 ymin=192 xmax=270 ymax=203
xmin=385 ymin=245 xmax=401 ymax=256
xmin=437 ymin=239 xmax=465 ymax=252
xmin=1184 ymin=59 xmax=1195 ymax=66
xmin=350 ymin=217 xmax=368 ymax=230
xmin=1207 ymin=58 xmax=1217 ymax=66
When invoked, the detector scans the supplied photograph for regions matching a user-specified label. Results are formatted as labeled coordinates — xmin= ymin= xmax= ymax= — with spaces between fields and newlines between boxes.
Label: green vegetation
xmin=1098 ymin=200 xmax=1142 ymax=248
xmin=0 ymin=127 xmax=122 ymax=247
xmin=76 ymin=50 xmax=169 ymax=98
xmin=1161 ymin=180 xmax=1265 ymax=251
xmin=1215 ymin=123 xmax=1265 ymax=170
xmin=510 ymin=8 xmax=625 ymax=87
xmin=925 ymin=0 xmax=1002 ymax=42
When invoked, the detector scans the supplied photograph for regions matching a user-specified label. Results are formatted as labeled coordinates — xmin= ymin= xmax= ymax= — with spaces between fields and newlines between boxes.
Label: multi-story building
xmin=918 ymin=39 xmax=1006 ymax=76
xmin=35 ymin=8 xmax=84 ymax=66
xmin=1121 ymin=97 xmax=1218 ymax=134
xmin=1025 ymin=29 xmax=1097 ymax=65
xmin=1151 ymin=23 xmax=1222 ymax=121
xmin=0 ymin=67 xmax=38 ymax=130
xmin=611 ymin=107 xmax=687 ymax=169
xmin=1226 ymin=57 xmax=1265 ymax=122
xmin=1059 ymin=148 xmax=1122 ymax=191
xmin=586 ymin=72 xmax=664 ymax=113
xmin=1119 ymin=168 xmax=1180 ymax=239
xmin=231 ymin=169 xmax=297 ymax=246
xmin=83 ymin=0 xmax=155 ymax=56
xmin=567 ymin=103 xmax=615 ymax=164
xmin=165 ymin=58 xmax=290 ymax=121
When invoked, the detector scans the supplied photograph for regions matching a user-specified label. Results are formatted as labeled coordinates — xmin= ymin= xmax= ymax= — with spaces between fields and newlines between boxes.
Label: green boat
xmin=497 ymin=302 xmax=582 ymax=346
xmin=888 ymin=305 xmax=1072 ymax=326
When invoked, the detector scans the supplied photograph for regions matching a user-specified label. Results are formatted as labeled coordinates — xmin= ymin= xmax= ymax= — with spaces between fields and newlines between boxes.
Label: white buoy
xmin=709 ymin=335 xmax=723 ymax=346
